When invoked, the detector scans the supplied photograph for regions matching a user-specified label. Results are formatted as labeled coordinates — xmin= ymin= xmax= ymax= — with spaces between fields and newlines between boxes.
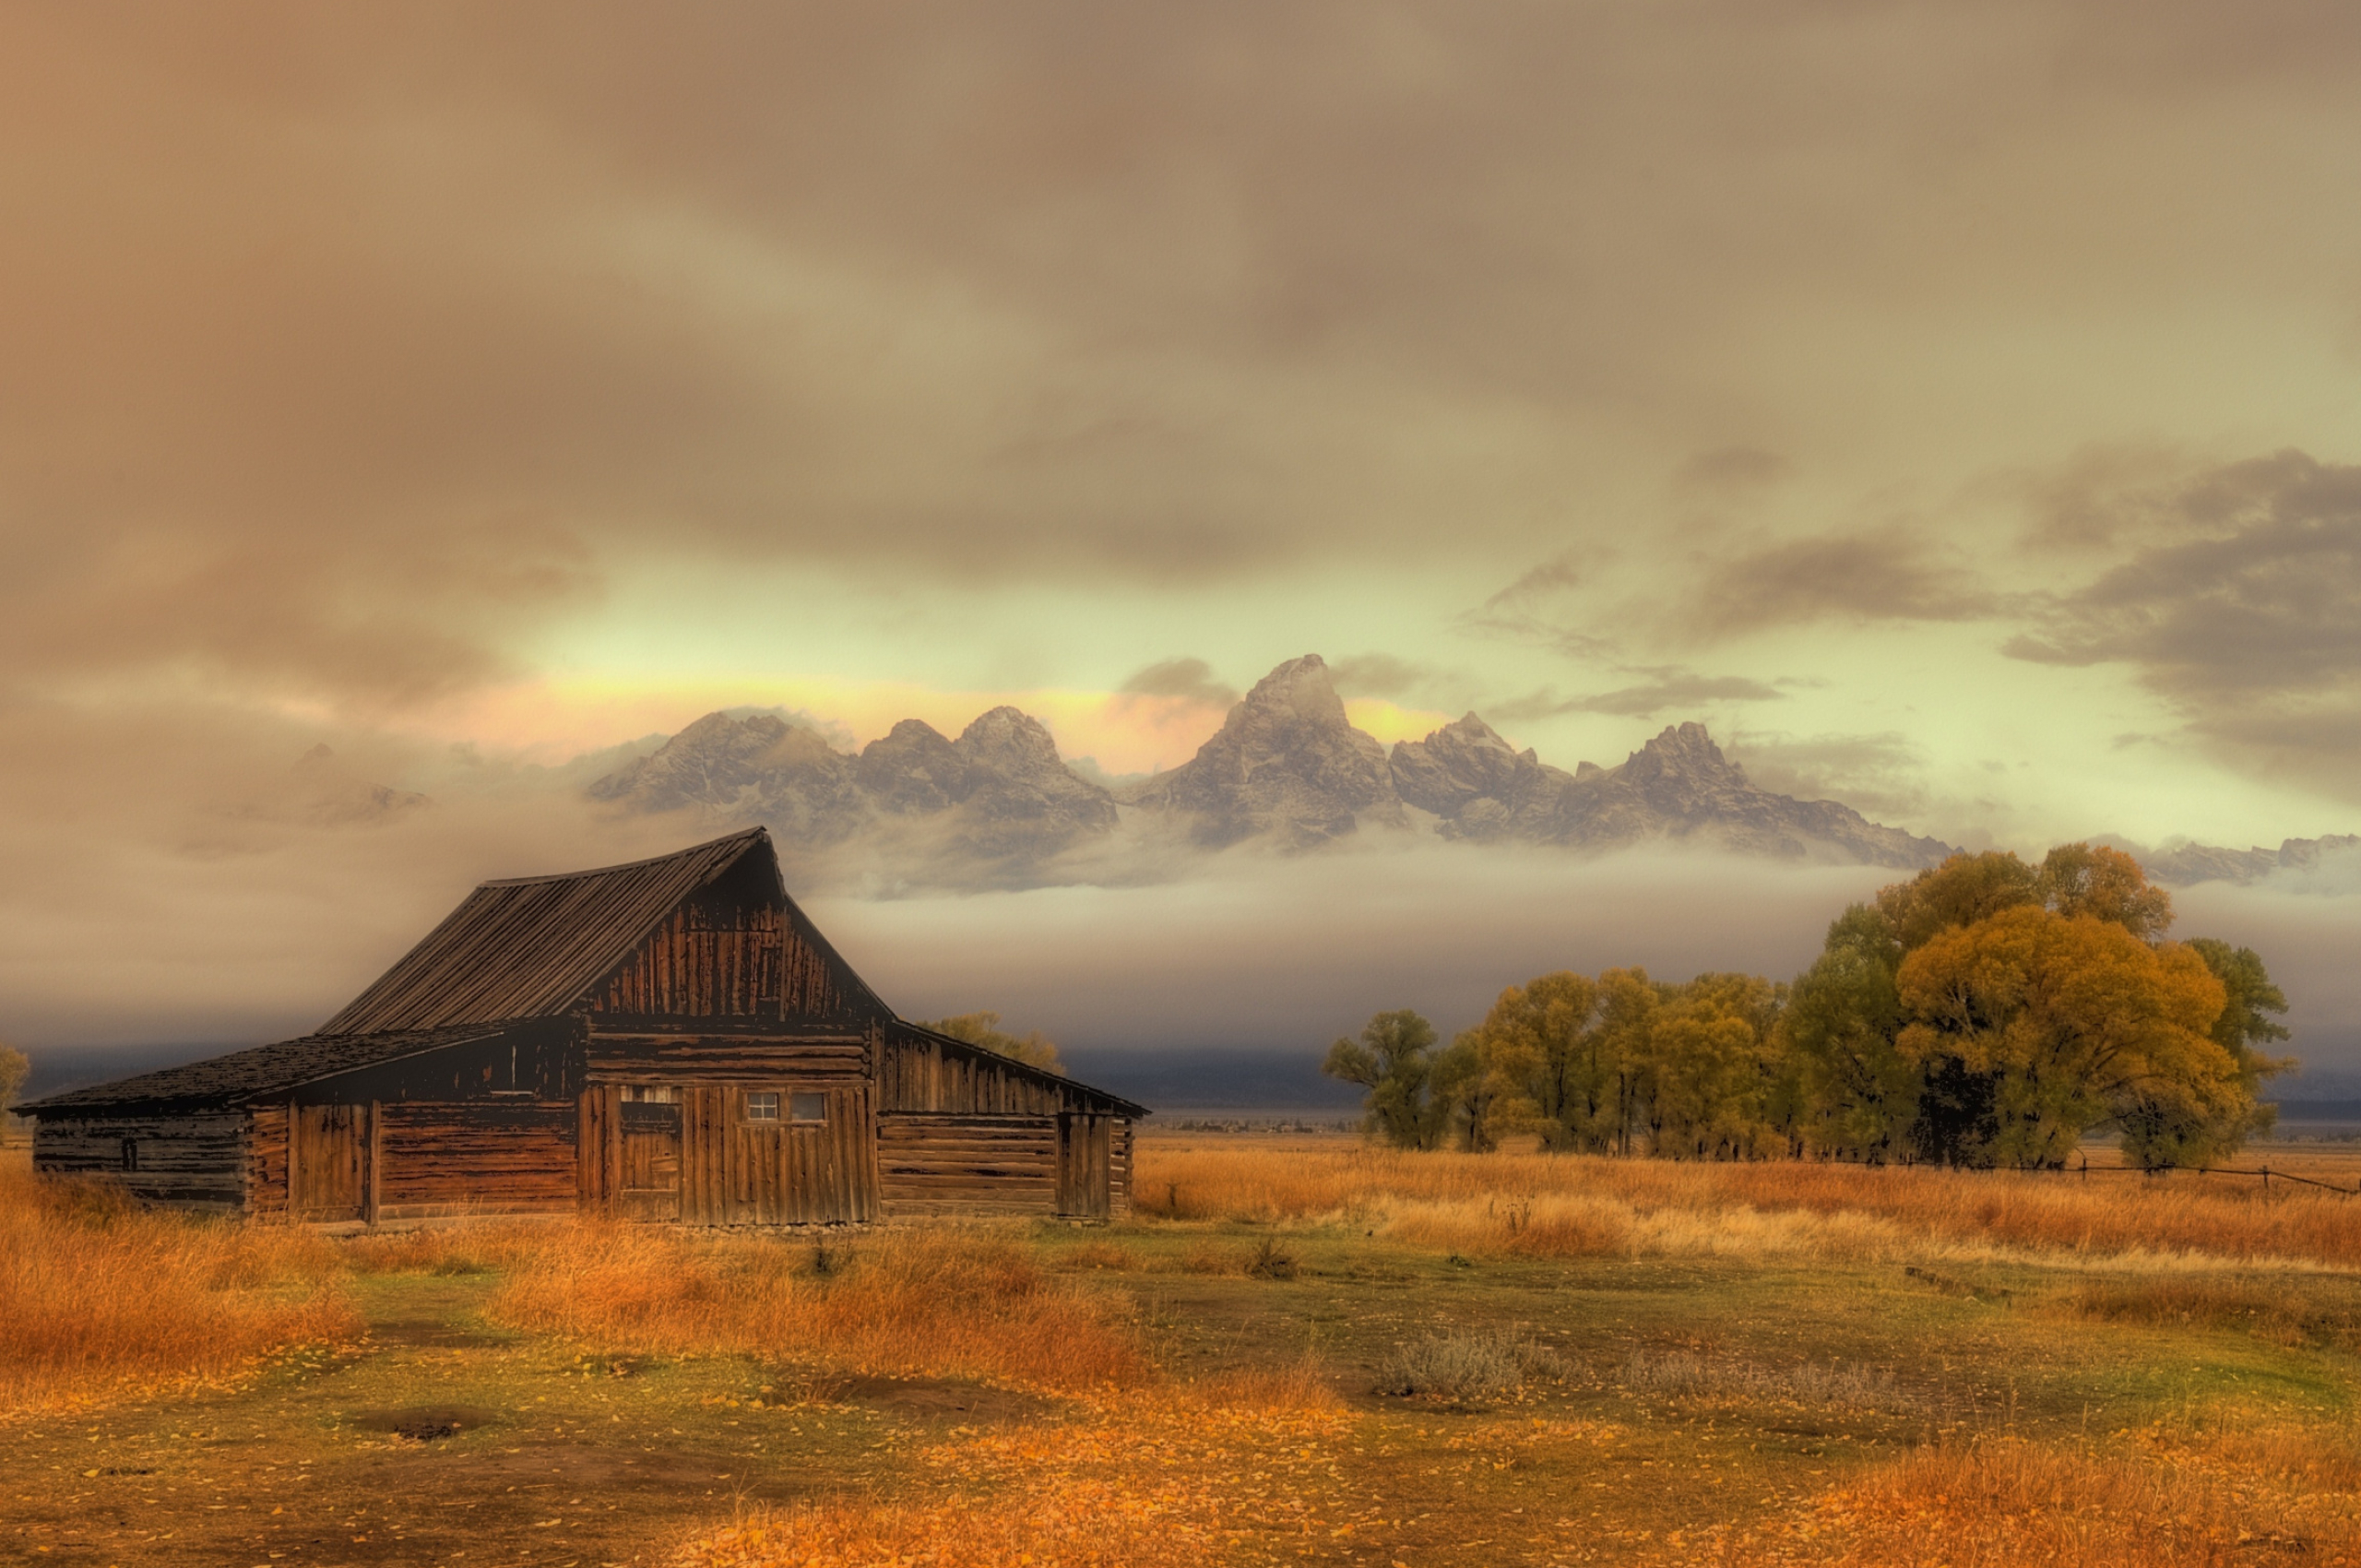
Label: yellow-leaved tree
xmin=1896 ymin=904 xmax=2235 ymax=1169
xmin=922 ymin=1012 xmax=1065 ymax=1075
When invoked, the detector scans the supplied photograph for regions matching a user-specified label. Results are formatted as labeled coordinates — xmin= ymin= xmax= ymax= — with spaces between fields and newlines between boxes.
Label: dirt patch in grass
xmin=360 ymin=1403 xmax=503 ymax=1440
xmin=826 ymin=1374 xmax=1057 ymax=1422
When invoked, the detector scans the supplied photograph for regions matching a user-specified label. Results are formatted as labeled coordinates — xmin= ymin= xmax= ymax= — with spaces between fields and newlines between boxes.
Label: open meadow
xmin=12 ymin=1134 xmax=2361 ymax=1566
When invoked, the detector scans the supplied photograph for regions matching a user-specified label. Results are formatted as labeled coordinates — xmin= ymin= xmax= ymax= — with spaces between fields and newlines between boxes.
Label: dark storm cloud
xmin=1687 ymin=528 xmax=1999 ymax=638
xmin=10 ymin=0 xmax=2361 ymax=719
xmin=2005 ymin=451 xmax=2361 ymax=788
xmin=1483 ymin=671 xmax=1782 ymax=723
xmin=2005 ymin=452 xmax=2361 ymax=693
xmin=1120 ymin=658 xmax=1239 ymax=707
xmin=1566 ymin=674 xmax=1786 ymax=718
xmin=1484 ymin=671 xmax=1783 ymax=722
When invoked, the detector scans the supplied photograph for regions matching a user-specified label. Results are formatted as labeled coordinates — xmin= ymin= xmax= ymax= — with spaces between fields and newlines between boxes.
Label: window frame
xmin=743 ymin=1090 xmax=781 ymax=1123
xmin=788 ymin=1091 xmax=828 ymax=1125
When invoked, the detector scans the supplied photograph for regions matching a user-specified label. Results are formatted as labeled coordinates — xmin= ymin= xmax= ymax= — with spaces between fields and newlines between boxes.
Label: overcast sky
xmin=7 ymin=4 xmax=2361 ymax=1066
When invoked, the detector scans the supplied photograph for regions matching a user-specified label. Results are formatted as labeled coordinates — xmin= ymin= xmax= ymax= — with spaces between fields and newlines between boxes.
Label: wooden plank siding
xmin=670 ymin=1084 xmax=875 ymax=1226
xmin=373 ymin=1102 xmax=577 ymax=1220
xmin=1110 ymin=1121 xmax=1134 ymax=1217
xmin=879 ymin=1037 xmax=1075 ymax=1116
xmin=246 ymin=1101 xmax=290 ymax=1219
xmin=1055 ymin=1114 xmax=1113 ymax=1220
xmin=877 ymin=1113 xmax=1060 ymax=1218
xmin=587 ymin=904 xmax=846 ymax=1022
xmin=32 ymin=1112 xmax=247 ymax=1209
xmin=586 ymin=1031 xmax=871 ymax=1086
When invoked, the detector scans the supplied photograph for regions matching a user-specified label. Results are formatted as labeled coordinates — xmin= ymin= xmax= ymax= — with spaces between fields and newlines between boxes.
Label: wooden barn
xmin=22 ymin=829 xmax=1145 ymax=1226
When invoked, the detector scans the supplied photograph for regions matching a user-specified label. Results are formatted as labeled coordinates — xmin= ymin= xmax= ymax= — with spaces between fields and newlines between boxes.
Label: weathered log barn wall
xmin=30 ymin=1111 xmax=246 ymax=1209
xmin=25 ymin=828 xmax=1145 ymax=1225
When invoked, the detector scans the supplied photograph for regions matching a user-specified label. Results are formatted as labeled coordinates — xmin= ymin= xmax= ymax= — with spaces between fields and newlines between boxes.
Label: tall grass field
xmin=10 ymin=1134 xmax=2361 ymax=1565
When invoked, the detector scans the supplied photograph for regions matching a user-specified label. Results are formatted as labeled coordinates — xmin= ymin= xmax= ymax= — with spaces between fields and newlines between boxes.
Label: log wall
xmin=374 ymin=1101 xmax=577 ymax=1220
xmin=587 ymin=1031 xmax=870 ymax=1086
xmin=877 ymin=1112 xmax=1059 ymax=1218
xmin=1110 ymin=1121 xmax=1133 ymax=1217
xmin=32 ymin=1111 xmax=247 ymax=1209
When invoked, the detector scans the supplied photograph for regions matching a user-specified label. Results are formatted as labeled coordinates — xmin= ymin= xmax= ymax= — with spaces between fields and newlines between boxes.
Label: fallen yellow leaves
xmin=678 ymin=1399 xmax=1358 ymax=1568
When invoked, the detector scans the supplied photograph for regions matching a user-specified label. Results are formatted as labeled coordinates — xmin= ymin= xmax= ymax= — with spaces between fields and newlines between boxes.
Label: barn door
xmin=723 ymin=1084 xmax=874 ymax=1226
xmin=1056 ymin=1113 xmax=1110 ymax=1220
xmin=291 ymin=1104 xmax=365 ymax=1222
xmin=619 ymin=1101 xmax=682 ymax=1222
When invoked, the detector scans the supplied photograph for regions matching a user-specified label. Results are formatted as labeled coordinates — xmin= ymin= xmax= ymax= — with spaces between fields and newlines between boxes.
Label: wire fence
xmin=1809 ymin=1148 xmax=2361 ymax=1195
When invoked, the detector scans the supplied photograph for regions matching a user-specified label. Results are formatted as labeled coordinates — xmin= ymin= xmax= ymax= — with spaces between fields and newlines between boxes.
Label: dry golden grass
xmin=0 ymin=1165 xmax=356 ymax=1417
xmin=336 ymin=1216 xmax=567 ymax=1276
xmin=675 ymin=1399 xmax=1357 ymax=1568
xmin=490 ymin=1221 xmax=1145 ymax=1393
xmin=1138 ymin=1136 xmax=2361 ymax=1268
xmin=1731 ymin=1432 xmax=2361 ymax=1567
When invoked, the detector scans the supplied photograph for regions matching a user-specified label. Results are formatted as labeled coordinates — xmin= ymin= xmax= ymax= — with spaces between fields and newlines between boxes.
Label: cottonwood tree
xmin=923 ymin=1011 xmax=1065 ymax=1075
xmin=2114 ymin=938 xmax=2292 ymax=1167
xmin=1648 ymin=973 xmax=1787 ymax=1159
xmin=1465 ymin=971 xmax=1603 ymax=1150
xmin=1328 ymin=842 xmax=2286 ymax=1169
xmin=1323 ymin=1009 xmax=1454 ymax=1150
xmin=1897 ymin=904 xmax=2235 ymax=1168
xmin=1781 ymin=905 xmax=1917 ymax=1161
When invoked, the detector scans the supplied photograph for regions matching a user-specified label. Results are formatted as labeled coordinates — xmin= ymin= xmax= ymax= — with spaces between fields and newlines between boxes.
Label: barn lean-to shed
xmin=22 ymin=829 xmax=1145 ymax=1225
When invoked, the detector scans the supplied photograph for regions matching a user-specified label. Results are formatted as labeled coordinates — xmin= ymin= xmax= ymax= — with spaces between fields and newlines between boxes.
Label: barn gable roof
xmin=28 ymin=828 xmax=1149 ymax=1121
xmin=321 ymin=828 xmax=798 ymax=1034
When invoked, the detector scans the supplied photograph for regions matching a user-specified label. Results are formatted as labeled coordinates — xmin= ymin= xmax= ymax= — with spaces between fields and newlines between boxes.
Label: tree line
xmin=1323 ymin=845 xmax=2292 ymax=1169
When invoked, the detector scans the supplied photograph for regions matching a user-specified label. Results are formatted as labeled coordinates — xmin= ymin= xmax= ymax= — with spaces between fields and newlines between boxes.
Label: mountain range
xmin=587 ymin=654 xmax=1956 ymax=888
xmin=2108 ymin=833 xmax=2361 ymax=888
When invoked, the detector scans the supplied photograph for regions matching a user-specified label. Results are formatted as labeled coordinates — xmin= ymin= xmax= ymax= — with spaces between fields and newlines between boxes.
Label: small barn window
xmin=120 ymin=1138 xmax=138 ymax=1171
xmin=789 ymin=1093 xmax=827 ymax=1124
xmin=744 ymin=1092 xmax=780 ymax=1122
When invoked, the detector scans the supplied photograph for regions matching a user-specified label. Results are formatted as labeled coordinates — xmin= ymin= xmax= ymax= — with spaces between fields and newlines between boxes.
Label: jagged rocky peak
xmin=589 ymin=712 xmax=837 ymax=809
xmin=1389 ymin=710 xmax=1952 ymax=868
xmin=858 ymin=719 xmax=967 ymax=814
xmin=1391 ymin=712 xmax=1560 ymax=823
xmin=585 ymin=703 xmax=1120 ymax=873
xmin=1126 ymin=654 xmax=1405 ymax=849
xmin=955 ymin=707 xmax=1116 ymax=820
xmin=1619 ymin=722 xmax=1747 ymax=787
xmin=589 ymin=710 xmax=864 ymax=842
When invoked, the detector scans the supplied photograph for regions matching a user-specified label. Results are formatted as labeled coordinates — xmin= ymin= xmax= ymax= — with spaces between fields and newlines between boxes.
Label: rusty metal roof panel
xmin=318 ymin=828 xmax=773 ymax=1035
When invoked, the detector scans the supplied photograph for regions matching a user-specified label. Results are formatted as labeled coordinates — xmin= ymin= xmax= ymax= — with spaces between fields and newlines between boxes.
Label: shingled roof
xmin=20 ymin=1025 xmax=506 ymax=1113
xmin=321 ymin=828 xmax=784 ymax=1034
